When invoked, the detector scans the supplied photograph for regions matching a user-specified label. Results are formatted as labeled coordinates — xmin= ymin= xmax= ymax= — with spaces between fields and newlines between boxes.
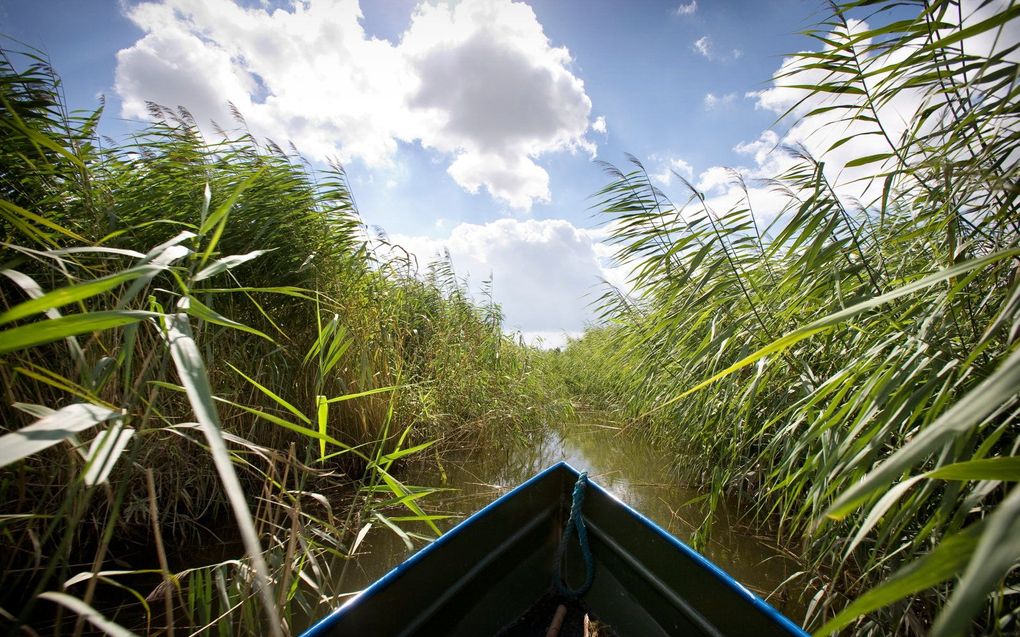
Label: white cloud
xmin=115 ymin=0 xmax=598 ymax=211
xmin=743 ymin=18 xmax=926 ymax=203
xmin=115 ymin=28 xmax=252 ymax=136
xmin=117 ymin=0 xmax=412 ymax=164
xmin=519 ymin=330 xmax=582 ymax=349
xmin=703 ymin=92 xmax=736 ymax=109
xmin=700 ymin=2 xmax=1020 ymax=230
xmin=692 ymin=35 xmax=741 ymax=62
xmin=745 ymin=89 xmax=774 ymax=111
xmin=695 ymin=166 xmax=732 ymax=195
xmin=702 ymin=181 xmax=791 ymax=232
xmin=592 ymin=115 xmax=607 ymax=134
xmin=733 ymin=130 xmax=780 ymax=169
xmin=674 ymin=1 xmax=697 ymax=16
xmin=693 ymin=35 xmax=712 ymax=58
xmin=674 ymin=130 xmax=794 ymax=229
xmin=388 ymin=218 xmax=624 ymax=338
xmin=402 ymin=1 xmax=594 ymax=208
xmin=651 ymin=156 xmax=694 ymax=186
xmin=447 ymin=152 xmax=551 ymax=210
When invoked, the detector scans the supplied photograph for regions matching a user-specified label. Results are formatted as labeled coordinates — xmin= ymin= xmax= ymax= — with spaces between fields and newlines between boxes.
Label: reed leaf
xmin=36 ymin=592 xmax=135 ymax=637
xmin=81 ymin=421 xmax=135 ymax=487
xmin=165 ymin=302 xmax=282 ymax=636
xmin=0 ymin=403 xmax=119 ymax=469
xmin=932 ymin=486 xmax=1020 ymax=637
xmin=826 ymin=345 xmax=1020 ymax=520
xmin=0 ymin=310 xmax=157 ymax=355
xmin=815 ymin=522 xmax=984 ymax=637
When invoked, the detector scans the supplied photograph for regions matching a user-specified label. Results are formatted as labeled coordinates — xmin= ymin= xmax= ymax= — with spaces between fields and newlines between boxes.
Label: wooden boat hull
xmin=302 ymin=462 xmax=807 ymax=636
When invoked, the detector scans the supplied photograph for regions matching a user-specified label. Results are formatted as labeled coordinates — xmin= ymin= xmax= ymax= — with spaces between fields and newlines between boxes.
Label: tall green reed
xmin=0 ymin=45 xmax=555 ymax=635
xmin=570 ymin=1 xmax=1019 ymax=634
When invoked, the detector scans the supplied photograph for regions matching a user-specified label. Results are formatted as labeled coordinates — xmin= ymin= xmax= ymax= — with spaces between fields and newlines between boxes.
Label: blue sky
xmin=0 ymin=0 xmax=913 ymax=345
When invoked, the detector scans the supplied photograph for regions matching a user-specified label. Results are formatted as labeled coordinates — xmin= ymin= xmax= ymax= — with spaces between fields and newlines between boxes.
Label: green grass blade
xmin=198 ymin=170 xmax=265 ymax=270
xmin=371 ymin=464 xmax=442 ymax=536
xmin=325 ymin=385 xmax=400 ymax=404
xmin=843 ymin=475 xmax=924 ymax=557
xmin=378 ymin=440 xmax=436 ymax=465
xmin=372 ymin=512 xmax=413 ymax=552
xmin=0 ymin=199 xmax=87 ymax=243
xmin=194 ymin=250 xmax=270 ymax=282
xmin=316 ymin=395 xmax=328 ymax=460
xmin=185 ymin=296 xmax=273 ymax=342
xmin=931 ymin=486 xmax=1020 ymax=637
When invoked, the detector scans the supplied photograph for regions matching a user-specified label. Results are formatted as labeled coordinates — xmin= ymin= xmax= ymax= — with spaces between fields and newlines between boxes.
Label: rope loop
xmin=554 ymin=471 xmax=595 ymax=598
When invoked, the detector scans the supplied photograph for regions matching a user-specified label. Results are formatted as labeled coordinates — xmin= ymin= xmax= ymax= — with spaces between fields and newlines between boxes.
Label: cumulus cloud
xmin=743 ymin=8 xmax=1020 ymax=187
xmin=703 ymin=92 xmax=736 ymax=109
xmin=651 ymin=156 xmax=694 ymax=186
xmin=693 ymin=36 xmax=712 ymax=58
xmin=388 ymin=218 xmax=624 ymax=346
xmin=115 ymin=0 xmax=599 ymax=211
xmin=447 ymin=152 xmax=550 ymax=210
xmin=648 ymin=132 xmax=792 ymax=230
xmin=592 ymin=115 xmax=607 ymax=134
xmin=117 ymin=0 xmax=411 ymax=164
xmin=674 ymin=1 xmax=697 ymax=16
xmin=692 ymin=35 xmax=741 ymax=61
xmin=403 ymin=0 xmax=594 ymax=208
xmin=733 ymin=130 xmax=782 ymax=172
xmin=744 ymin=18 xmax=928 ymax=202
xmin=694 ymin=166 xmax=733 ymax=195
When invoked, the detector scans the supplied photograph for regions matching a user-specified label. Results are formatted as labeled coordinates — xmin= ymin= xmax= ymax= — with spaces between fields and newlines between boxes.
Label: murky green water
xmin=337 ymin=418 xmax=805 ymax=618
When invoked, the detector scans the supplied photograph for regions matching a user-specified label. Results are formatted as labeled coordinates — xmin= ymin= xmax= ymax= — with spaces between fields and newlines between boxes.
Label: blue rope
xmin=554 ymin=471 xmax=595 ymax=598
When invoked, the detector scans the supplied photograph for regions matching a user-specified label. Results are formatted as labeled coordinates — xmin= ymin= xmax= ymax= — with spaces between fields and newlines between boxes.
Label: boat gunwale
xmin=579 ymin=467 xmax=808 ymax=637
xmin=300 ymin=461 xmax=808 ymax=637
xmin=301 ymin=461 xmax=566 ymax=637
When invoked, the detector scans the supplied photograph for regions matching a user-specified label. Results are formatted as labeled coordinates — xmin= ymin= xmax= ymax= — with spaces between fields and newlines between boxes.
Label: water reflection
xmin=338 ymin=420 xmax=803 ymax=616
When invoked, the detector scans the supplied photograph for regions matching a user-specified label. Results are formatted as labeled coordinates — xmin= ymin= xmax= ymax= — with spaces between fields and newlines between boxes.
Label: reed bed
xmin=560 ymin=1 xmax=1019 ymax=635
xmin=0 ymin=47 xmax=558 ymax=635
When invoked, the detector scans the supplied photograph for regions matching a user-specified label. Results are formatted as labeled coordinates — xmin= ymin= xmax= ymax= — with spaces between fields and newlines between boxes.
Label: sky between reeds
xmin=2 ymin=0 xmax=1015 ymax=346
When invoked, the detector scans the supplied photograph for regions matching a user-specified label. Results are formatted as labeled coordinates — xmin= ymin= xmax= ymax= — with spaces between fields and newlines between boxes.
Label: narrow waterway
xmin=338 ymin=417 xmax=805 ymax=619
